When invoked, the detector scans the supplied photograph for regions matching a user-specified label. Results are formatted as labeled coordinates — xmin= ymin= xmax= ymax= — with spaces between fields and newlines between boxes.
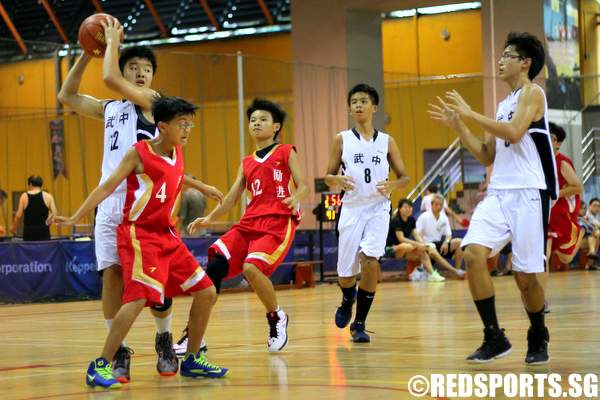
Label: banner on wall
xmin=544 ymin=0 xmax=581 ymax=110
xmin=49 ymin=120 xmax=67 ymax=179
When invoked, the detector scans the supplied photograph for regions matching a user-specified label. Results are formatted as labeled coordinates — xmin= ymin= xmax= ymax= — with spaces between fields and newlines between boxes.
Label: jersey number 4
xmin=155 ymin=182 xmax=167 ymax=203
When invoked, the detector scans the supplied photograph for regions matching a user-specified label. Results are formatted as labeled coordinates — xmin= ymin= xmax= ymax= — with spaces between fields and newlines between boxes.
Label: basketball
xmin=78 ymin=13 xmax=115 ymax=57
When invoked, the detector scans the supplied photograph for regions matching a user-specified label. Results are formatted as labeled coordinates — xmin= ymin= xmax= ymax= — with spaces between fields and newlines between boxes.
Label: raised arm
xmin=188 ymin=165 xmax=246 ymax=234
xmin=324 ymin=133 xmax=355 ymax=191
xmin=183 ymin=175 xmax=224 ymax=203
xmin=428 ymin=98 xmax=496 ymax=166
xmin=57 ymin=54 xmax=106 ymax=119
xmin=445 ymin=86 xmax=545 ymax=144
xmin=53 ymin=149 xmax=140 ymax=224
xmin=101 ymin=18 xmax=158 ymax=111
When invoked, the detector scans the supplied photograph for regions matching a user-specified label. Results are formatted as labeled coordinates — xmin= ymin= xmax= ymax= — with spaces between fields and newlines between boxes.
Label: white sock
xmin=154 ymin=313 xmax=172 ymax=334
xmin=106 ymin=319 xmax=127 ymax=347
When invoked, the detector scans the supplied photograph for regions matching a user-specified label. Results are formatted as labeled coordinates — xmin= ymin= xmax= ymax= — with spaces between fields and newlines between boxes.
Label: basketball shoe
xmin=112 ymin=345 xmax=134 ymax=383
xmin=86 ymin=357 xmax=121 ymax=389
xmin=267 ymin=309 xmax=289 ymax=352
xmin=155 ymin=332 xmax=179 ymax=375
xmin=466 ymin=327 xmax=512 ymax=363
xmin=180 ymin=352 xmax=228 ymax=378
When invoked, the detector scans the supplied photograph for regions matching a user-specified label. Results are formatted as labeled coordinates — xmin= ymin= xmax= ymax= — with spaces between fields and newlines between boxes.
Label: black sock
xmin=527 ymin=307 xmax=545 ymax=333
xmin=354 ymin=288 xmax=375 ymax=323
xmin=340 ymin=285 xmax=356 ymax=308
xmin=474 ymin=296 xmax=499 ymax=330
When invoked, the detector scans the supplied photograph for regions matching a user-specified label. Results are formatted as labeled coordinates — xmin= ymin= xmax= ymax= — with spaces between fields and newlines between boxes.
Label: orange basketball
xmin=78 ymin=13 xmax=116 ymax=57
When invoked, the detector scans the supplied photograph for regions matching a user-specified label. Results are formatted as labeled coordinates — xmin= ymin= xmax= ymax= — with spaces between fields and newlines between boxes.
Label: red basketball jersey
xmin=122 ymin=141 xmax=184 ymax=229
xmin=551 ymin=152 xmax=580 ymax=218
xmin=241 ymin=143 xmax=300 ymax=222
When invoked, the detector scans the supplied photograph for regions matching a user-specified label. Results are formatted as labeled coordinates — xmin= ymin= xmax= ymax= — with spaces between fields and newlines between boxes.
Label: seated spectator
xmin=416 ymin=194 xmax=465 ymax=278
xmin=10 ymin=175 xmax=58 ymax=241
xmin=421 ymin=184 xmax=466 ymax=227
xmin=385 ymin=199 xmax=445 ymax=282
xmin=578 ymin=200 xmax=599 ymax=270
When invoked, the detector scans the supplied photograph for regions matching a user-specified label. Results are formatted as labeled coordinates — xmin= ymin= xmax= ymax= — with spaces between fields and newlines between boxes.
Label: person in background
xmin=11 ymin=175 xmax=57 ymax=241
xmin=179 ymin=176 xmax=208 ymax=237
xmin=0 ymin=189 xmax=7 ymax=236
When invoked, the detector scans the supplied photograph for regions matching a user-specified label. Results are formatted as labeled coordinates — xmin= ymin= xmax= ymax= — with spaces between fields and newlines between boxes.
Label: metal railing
xmin=407 ymin=137 xmax=464 ymax=202
xmin=582 ymin=127 xmax=599 ymax=185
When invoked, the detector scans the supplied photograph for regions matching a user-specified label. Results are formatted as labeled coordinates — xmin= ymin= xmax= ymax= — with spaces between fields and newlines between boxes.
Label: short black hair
xmin=398 ymin=198 xmax=413 ymax=209
xmin=27 ymin=175 xmax=43 ymax=187
xmin=548 ymin=122 xmax=566 ymax=143
xmin=504 ymin=32 xmax=545 ymax=80
xmin=119 ymin=46 xmax=157 ymax=75
xmin=347 ymin=83 xmax=379 ymax=106
xmin=246 ymin=98 xmax=286 ymax=139
xmin=152 ymin=96 xmax=197 ymax=124
xmin=427 ymin=184 xmax=439 ymax=193
xmin=590 ymin=198 xmax=600 ymax=206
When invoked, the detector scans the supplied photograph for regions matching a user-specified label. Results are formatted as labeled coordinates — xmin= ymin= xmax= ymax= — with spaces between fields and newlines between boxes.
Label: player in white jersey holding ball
xmin=58 ymin=17 xmax=222 ymax=381
xmin=429 ymin=32 xmax=557 ymax=364
xmin=325 ymin=83 xmax=409 ymax=342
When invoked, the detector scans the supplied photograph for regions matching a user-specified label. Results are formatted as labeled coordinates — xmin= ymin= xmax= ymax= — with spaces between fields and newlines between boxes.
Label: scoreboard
xmin=320 ymin=192 xmax=342 ymax=222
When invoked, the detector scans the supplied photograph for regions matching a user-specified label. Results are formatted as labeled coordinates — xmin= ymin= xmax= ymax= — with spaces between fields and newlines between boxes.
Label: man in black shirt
xmin=385 ymin=199 xmax=444 ymax=281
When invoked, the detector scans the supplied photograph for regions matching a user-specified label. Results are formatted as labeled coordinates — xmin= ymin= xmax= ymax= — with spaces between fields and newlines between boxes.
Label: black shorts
xmin=433 ymin=240 xmax=456 ymax=259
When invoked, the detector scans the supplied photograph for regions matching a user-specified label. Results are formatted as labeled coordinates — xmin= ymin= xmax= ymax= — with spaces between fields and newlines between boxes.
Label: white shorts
xmin=337 ymin=200 xmax=390 ymax=277
xmin=94 ymin=193 xmax=124 ymax=271
xmin=461 ymin=188 xmax=550 ymax=273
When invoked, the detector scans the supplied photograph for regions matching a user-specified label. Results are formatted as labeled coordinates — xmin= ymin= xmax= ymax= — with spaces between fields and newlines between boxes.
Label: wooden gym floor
xmin=1 ymin=271 xmax=599 ymax=400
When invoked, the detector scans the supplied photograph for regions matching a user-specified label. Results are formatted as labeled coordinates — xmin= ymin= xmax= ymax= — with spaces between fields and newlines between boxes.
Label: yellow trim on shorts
xmin=247 ymin=218 xmax=293 ymax=265
xmin=180 ymin=266 xmax=206 ymax=292
xmin=559 ymin=221 xmax=579 ymax=250
xmin=130 ymin=224 xmax=164 ymax=296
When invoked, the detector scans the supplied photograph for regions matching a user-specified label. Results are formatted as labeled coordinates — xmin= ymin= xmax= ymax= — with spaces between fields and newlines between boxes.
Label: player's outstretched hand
xmin=376 ymin=178 xmax=407 ymax=196
xmin=52 ymin=216 xmax=76 ymax=225
xmin=188 ymin=216 xmax=211 ymax=235
xmin=445 ymin=90 xmax=472 ymax=118
xmin=428 ymin=96 xmax=461 ymax=131
xmin=202 ymin=185 xmax=224 ymax=204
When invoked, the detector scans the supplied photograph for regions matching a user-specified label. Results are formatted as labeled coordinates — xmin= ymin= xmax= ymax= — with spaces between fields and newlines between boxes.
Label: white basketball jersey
xmin=340 ymin=129 xmax=390 ymax=206
xmin=489 ymin=85 xmax=558 ymax=199
xmin=100 ymin=100 xmax=158 ymax=195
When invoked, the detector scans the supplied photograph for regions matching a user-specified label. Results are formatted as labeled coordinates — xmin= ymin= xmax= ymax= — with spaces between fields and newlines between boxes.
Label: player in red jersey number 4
xmin=54 ymin=96 xmax=227 ymax=389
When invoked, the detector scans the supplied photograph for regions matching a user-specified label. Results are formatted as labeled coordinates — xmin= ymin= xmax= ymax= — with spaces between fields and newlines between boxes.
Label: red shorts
xmin=117 ymin=223 xmax=213 ymax=307
xmin=548 ymin=212 xmax=582 ymax=256
xmin=208 ymin=215 xmax=297 ymax=279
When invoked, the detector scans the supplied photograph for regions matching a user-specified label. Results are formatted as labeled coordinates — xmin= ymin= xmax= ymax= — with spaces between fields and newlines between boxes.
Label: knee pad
xmin=151 ymin=296 xmax=173 ymax=312
xmin=206 ymin=254 xmax=229 ymax=293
